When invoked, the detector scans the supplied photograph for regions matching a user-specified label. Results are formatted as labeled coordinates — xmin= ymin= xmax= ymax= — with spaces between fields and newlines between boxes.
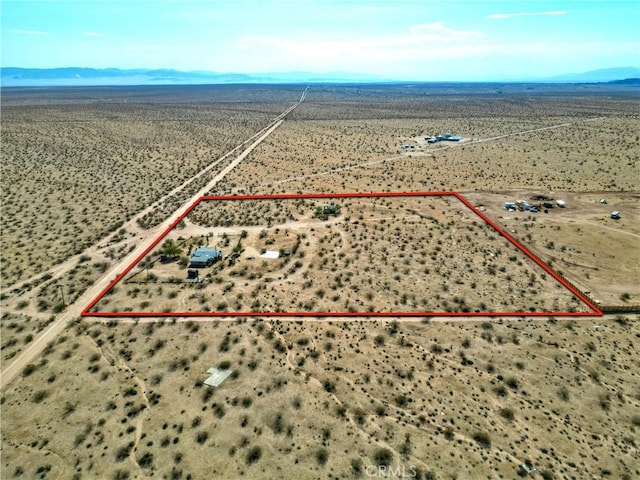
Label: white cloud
xmin=234 ymin=22 xmax=484 ymax=67
xmin=409 ymin=22 xmax=478 ymax=37
xmin=488 ymin=11 xmax=568 ymax=20
xmin=9 ymin=29 xmax=48 ymax=36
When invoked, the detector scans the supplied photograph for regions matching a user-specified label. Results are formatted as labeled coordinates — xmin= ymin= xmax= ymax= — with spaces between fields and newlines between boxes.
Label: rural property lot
xmin=86 ymin=192 xmax=598 ymax=317
xmin=1 ymin=84 xmax=638 ymax=480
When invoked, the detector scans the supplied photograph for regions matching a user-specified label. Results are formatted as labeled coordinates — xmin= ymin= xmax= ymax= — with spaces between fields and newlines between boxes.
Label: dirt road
xmin=0 ymin=95 xmax=304 ymax=390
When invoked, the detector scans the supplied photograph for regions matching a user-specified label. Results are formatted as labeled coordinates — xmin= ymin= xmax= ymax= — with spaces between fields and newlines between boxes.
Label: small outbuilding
xmin=204 ymin=368 xmax=232 ymax=387
xmin=556 ymin=200 xmax=566 ymax=208
xmin=186 ymin=269 xmax=199 ymax=280
xmin=610 ymin=211 xmax=620 ymax=220
xmin=189 ymin=247 xmax=222 ymax=268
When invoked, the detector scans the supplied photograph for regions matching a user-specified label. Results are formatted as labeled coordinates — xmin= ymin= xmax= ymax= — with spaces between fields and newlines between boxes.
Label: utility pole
xmin=59 ymin=286 xmax=66 ymax=306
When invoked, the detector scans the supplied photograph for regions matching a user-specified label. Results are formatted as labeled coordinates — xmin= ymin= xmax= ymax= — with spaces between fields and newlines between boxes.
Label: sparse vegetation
xmin=1 ymin=84 xmax=638 ymax=480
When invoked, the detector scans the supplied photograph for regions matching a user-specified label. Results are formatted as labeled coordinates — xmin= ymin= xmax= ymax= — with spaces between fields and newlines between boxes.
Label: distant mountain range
xmin=0 ymin=67 xmax=388 ymax=86
xmin=1 ymin=66 xmax=639 ymax=87
xmin=543 ymin=66 xmax=640 ymax=83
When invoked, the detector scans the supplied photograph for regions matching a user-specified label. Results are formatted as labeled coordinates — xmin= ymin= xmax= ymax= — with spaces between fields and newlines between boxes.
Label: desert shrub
xmin=115 ymin=444 xmax=133 ymax=462
xmin=323 ymin=379 xmax=336 ymax=393
xmin=351 ymin=458 xmax=363 ymax=477
xmin=113 ymin=470 xmax=130 ymax=480
xmin=558 ymin=387 xmax=570 ymax=401
xmin=494 ymin=386 xmax=508 ymax=397
xmin=315 ymin=448 xmax=329 ymax=466
xmin=246 ymin=446 xmax=262 ymax=465
xmin=354 ymin=408 xmax=366 ymax=425
xmin=443 ymin=426 xmax=454 ymax=440
xmin=212 ymin=403 xmax=225 ymax=418
xmin=373 ymin=447 xmax=393 ymax=467
xmin=32 ymin=390 xmax=49 ymax=403
xmin=399 ymin=434 xmax=412 ymax=458
xmin=472 ymin=431 xmax=491 ymax=449
xmin=196 ymin=431 xmax=209 ymax=445
xmin=505 ymin=377 xmax=519 ymax=390
xmin=52 ymin=303 xmax=66 ymax=314
xmin=138 ymin=452 xmax=153 ymax=469
xmin=499 ymin=408 xmax=515 ymax=421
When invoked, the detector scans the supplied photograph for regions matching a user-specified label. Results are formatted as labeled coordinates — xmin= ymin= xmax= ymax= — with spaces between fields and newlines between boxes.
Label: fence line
xmin=599 ymin=305 xmax=640 ymax=314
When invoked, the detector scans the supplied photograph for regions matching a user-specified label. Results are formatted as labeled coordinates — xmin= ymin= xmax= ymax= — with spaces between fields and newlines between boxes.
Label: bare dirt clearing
xmin=465 ymin=191 xmax=640 ymax=306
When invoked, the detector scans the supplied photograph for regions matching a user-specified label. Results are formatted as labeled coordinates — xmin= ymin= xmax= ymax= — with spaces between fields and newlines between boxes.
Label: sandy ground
xmin=1 ymin=106 xmax=296 ymax=389
xmin=1 ymin=84 xmax=638 ymax=480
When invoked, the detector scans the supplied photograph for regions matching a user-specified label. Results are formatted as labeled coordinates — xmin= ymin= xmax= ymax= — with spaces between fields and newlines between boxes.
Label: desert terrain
xmin=1 ymin=83 xmax=638 ymax=479
xmin=89 ymin=194 xmax=593 ymax=316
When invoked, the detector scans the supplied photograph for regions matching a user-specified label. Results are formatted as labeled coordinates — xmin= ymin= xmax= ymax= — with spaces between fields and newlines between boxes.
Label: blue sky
xmin=2 ymin=0 xmax=639 ymax=80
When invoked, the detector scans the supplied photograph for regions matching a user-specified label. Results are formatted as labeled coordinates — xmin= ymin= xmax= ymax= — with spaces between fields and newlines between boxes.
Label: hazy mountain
xmin=543 ymin=66 xmax=640 ymax=83
xmin=2 ymin=66 xmax=639 ymax=86
xmin=0 ymin=67 xmax=387 ymax=86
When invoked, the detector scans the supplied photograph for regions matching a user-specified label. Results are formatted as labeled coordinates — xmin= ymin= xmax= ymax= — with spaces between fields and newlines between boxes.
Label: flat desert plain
xmin=1 ymin=83 xmax=638 ymax=480
xmin=89 ymin=194 xmax=593 ymax=316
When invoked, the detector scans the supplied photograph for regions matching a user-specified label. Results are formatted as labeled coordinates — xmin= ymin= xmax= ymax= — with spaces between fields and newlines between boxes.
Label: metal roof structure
xmin=204 ymin=368 xmax=232 ymax=387
xmin=189 ymin=247 xmax=222 ymax=267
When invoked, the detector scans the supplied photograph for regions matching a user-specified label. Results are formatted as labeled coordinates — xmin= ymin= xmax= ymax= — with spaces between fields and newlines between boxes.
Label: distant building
xmin=429 ymin=133 xmax=463 ymax=143
xmin=556 ymin=200 xmax=566 ymax=208
xmin=189 ymin=247 xmax=222 ymax=268
xmin=610 ymin=211 xmax=620 ymax=219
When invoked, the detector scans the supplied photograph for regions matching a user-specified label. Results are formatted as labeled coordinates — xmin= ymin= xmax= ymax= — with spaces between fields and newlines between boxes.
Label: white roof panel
xmin=204 ymin=368 xmax=232 ymax=387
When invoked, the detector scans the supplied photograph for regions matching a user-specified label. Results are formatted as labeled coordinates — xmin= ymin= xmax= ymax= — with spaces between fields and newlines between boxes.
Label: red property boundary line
xmin=82 ymin=192 xmax=602 ymax=318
